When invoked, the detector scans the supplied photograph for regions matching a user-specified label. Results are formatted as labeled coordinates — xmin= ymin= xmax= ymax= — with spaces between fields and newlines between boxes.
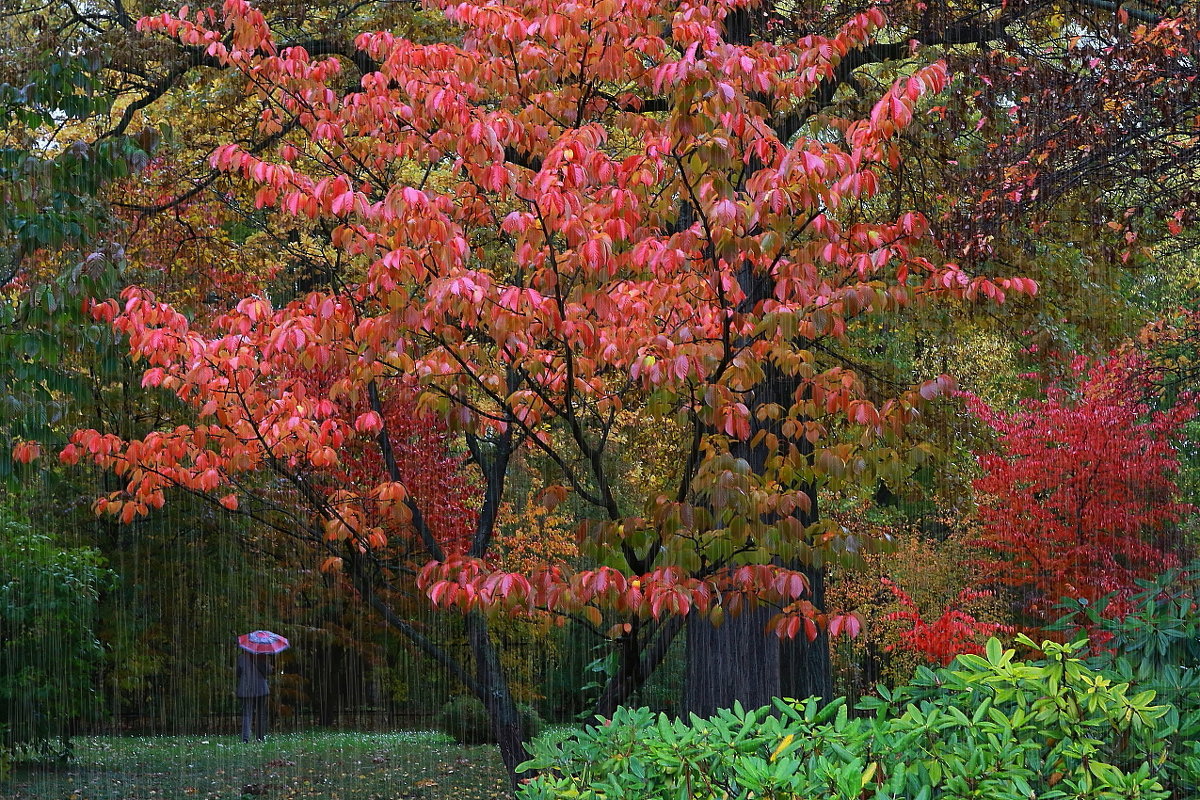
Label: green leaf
xmin=985 ymin=637 xmax=1004 ymax=665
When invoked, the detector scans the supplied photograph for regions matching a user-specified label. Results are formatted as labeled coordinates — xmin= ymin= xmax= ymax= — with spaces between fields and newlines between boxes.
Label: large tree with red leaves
xmin=50 ymin=0 xmax=1046 ymax=778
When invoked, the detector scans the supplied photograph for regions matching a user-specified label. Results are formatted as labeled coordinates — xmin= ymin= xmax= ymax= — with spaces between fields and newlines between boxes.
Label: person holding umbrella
xmin=236 ymin=630 xmax=289 ymax=743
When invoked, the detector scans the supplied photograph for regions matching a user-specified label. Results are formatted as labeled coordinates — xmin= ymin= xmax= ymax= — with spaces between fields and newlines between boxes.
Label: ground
xmin=4 ymin=731 xmax=513 ymax=800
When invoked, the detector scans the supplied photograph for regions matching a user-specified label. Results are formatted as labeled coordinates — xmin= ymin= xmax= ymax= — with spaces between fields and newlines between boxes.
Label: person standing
xmin=236 ymin=649 xmax=270 ymax=742
xmin=236 ymin=630 xmax=289 ymax=742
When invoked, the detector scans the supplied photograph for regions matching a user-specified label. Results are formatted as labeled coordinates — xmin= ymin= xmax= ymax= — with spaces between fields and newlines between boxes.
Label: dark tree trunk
xmin=681 ymin=282 xmax=831 ymax=714
xmin=684 ymin=604 xmax=780 ymax=718
xmin=681 ymin=315 xmax=832 ymax=715
xmin=851 ymin=641 xmax=886 ymax=707
xmin=465 ymin=612 xmax=527 ymax=788
xmin=595 ymin=616 xmax=685 ymax=717
xmin=779 ymin=563 xmax=832 ymax=703
xmin=348 ymin=556 xmax=527 ymax=782
xmin=313 ymin=645 xmax=339 ymax=727
xmin=680 ymin=0 xmax=833 ymax=717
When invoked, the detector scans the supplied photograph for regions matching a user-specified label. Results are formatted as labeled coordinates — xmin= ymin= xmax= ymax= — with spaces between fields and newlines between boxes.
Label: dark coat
xmin=236 ymin=651 xmax=270 ymax=698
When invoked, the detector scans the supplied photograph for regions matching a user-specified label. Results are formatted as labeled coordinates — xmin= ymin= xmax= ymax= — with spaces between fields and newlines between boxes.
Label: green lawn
xmin=4 ymin=731 xmax=513 ymax=800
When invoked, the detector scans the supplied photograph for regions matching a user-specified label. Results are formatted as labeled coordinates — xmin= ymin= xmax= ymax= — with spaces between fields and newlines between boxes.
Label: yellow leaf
xmin=770 ymin=734 xmax=794 ymax=762
xmin=584 ymin=606 xmax=603 ymax=628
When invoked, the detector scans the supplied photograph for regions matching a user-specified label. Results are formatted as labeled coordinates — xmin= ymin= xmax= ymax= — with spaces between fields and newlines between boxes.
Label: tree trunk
xmin=680 ymin=345 xmax=833 ymax=713
xmin=681 ymin=2 xmax=834 ymax=709
xmin=779 ymin=563 xmax=832 ymax=703
xmin=313 ymin=644 xmax=339 ymax=727
xmin=684 ymin=604 xmax=780 ymax=718
xmin=681 ymin=342 xmax=832 ymax=715
xmin=465 ymin=612 xmax=527 ymax=788
xmin=594 ymin=616 xmax=684 ymax=717
xmin=349 ymin=556 xmax=528 ymax=781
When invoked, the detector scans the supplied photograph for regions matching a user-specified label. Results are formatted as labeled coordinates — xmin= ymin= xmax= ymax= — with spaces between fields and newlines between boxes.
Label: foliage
xmin=495 ymin=482 xmax=578 ymax=576
xmin=61 ymin=4 xmax=1046 ymax=767
xmin=86 ymin=0 xmax=1014 ymax=631
xmin=826 ymin=517 xmax=1012 ymax=694
xmin=1051 ymin=565 xmax=1200 ymax=799
xmin=436 ymin=695 xmax=543 ymax=746
xmin=965 ymin=346 xmax=1195 ymax=623
xmin=879 ymin=578 xmax=1013 ymax=667
xmin=0 ymin=503 xmax=113 ymax=759
xmin=111 ymin=156 xmax=284 ymax=309
xmin=33 ymin=0 xmax=1200 ymax=776
xmin=0 ymin=53 xmax=151 ymax=480
xmin=941 ymin=8 xmax=1200 ymax=267
xmin=519 ymin=637 xmax=1170 ymax=800
xmin=97 ymin=513 xmax=296 ymax=730
xmin=0 ymin=55 xmax=142 ymax=267
xmin=23 ymin=465 xmax=406 ymax=734
xmin=490 ymin=481 xmax=580 ymax=704
xmin=885 ymin=5 xmax=1200 ymax=374
xmin=331 ymin=384 xmax=482 ymax=561
xmin=538 ymin=624 xmax=610 ymax=723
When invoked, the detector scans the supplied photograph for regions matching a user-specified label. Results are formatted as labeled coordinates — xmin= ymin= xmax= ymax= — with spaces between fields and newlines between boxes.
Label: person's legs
xmin=254 ymin=695 xmax=268 ymax=741
xmin=240 ymin=698 xmax=252 ymax=743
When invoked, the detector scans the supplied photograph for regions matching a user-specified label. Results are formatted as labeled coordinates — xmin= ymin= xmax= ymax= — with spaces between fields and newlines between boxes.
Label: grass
xmin=4 ymin=730 xmax=514 ymax=800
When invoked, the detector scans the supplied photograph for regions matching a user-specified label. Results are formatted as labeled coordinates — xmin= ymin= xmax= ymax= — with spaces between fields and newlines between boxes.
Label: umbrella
xmin=238 ymin=630 xmax=290 ymax=655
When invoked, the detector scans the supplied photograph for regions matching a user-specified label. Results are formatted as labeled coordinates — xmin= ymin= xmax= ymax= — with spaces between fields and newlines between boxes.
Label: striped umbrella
xmin=237 ymin=630 xmax=290 ymax=655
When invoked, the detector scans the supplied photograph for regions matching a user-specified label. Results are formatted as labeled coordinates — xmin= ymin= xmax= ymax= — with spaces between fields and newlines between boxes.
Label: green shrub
xmin=435 ymin=695 xmax=543 ymax=745
xmin=1051 ymin=565 xmax=1200 ymax=799
xmin=0 ymin=515 xmax=113 ymax=759
xmin=519 ymin=636 xmax=1169 ymax=800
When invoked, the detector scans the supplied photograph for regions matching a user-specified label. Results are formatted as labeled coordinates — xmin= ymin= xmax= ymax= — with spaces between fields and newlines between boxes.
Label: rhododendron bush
xmin=58 ymin=0 xmax=1038 ymax=776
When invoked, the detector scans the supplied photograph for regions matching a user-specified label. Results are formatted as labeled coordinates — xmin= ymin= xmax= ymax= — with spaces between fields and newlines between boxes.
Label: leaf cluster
xmin=519 ymin=637 xmax=1171 ymax=800
xmin=0 ymin=55 xmax=154 ymax=265
xmin=1051 ymin=565 xmax=1200 ymax=798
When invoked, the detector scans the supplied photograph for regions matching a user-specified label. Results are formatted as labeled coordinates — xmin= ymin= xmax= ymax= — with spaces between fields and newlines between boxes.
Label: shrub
xmin=519 ymin=636 xmax=1169 ymax=800
xmin=826 ymin=518 xmax=1013 ymax=698
xmin=964 ymin=355 xmax=1193 ymax=624
xmin=435 ymin=695 xmax=543 ymax=745
xmin=0 ymin=514 xmax=113 ymax=759
xmin=1051 ymin=565 xmax=1200 ymax=799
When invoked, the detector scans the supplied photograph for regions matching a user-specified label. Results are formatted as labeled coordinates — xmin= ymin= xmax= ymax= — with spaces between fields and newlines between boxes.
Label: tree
xmin=939 ymin=6 xmax=1200 ymax=266
xmin=63 ymin=0 xmax=1040 ymax=778
xmin=965 ymin=345 xmax=1195 ymax=624
xmin=0 ymin=54 xmax=158 ymax=479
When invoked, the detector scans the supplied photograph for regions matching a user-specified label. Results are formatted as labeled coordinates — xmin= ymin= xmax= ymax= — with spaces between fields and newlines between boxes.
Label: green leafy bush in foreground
xmin=1051 ymin=565 xmax=1200 ymax=799
xmin=518 ymin=636 xmax=1170 ymax=800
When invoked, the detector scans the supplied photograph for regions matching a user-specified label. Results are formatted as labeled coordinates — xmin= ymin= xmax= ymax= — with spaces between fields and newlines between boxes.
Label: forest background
xmin=4 ymin=0 xmax=1200 ymax=787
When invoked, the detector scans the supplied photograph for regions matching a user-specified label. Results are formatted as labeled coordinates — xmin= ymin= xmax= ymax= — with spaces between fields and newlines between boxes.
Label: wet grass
xmin=4 ymin=730 xmax=514 ymax=800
